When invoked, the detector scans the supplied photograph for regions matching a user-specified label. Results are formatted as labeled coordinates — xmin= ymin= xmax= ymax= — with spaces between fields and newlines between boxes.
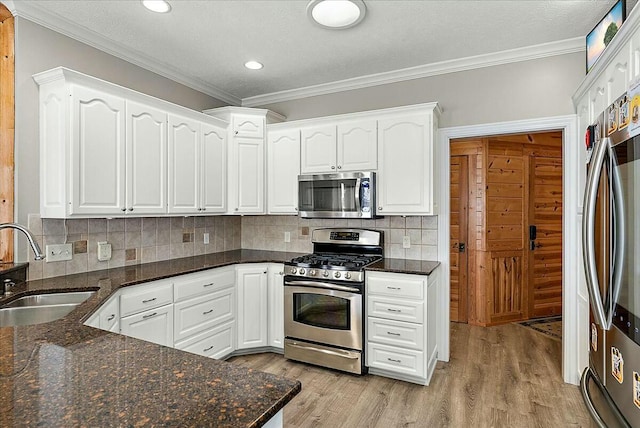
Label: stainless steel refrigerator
xmin=581 ymin=93 xmax=640 ymax=428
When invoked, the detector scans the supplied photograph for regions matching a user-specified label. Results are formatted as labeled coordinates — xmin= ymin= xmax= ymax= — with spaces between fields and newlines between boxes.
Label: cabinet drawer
xmin=367 ymin=342 xmax=425 ymax=378
xmin=367 ymin=273 xmax=424 ymax=299
xmin=175 ymin=320 xmax=235 ymax=360
xmin=120 ymin=279 xmax=173 ymax=317
xmin=367 ymin=317 xmax=424 ymax=350
xmin=120 ymin=304 xmax=173 ymax=347
xmin=367 ymin=296 xmax=424 ymax=323
xmin=174 ymin=267 xmax=235 ymax=302
xmin=174 ymin=286 xmax=235 ymax=342
xmin=232 ymin=114 xmax=264 ymax=138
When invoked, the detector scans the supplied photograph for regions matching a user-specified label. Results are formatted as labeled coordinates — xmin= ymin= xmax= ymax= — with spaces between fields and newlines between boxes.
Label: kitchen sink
xmin=0 ymin=291 xmax=96 ymax=327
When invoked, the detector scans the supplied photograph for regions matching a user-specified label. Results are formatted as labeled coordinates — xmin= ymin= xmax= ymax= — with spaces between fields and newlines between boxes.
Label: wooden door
xmin=450 ymin=155 xmax=468 ymax=323
xmin=528 ymin=156 xmax=563 ymax=317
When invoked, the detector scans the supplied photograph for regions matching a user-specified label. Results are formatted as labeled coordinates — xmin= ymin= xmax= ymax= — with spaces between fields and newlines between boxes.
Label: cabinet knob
xmin=202 ymin=207 xmax=206 ymax=211
xmin=234 ymin=130 xmax=239 ymax=135
xmin=294 ymin=207 xmax=298 ymax=211
xmin=337 ymin=165 xmax=342 ymax=169
xmin=235 ymin=208 xmax=239 ymax=211
xmin=378 ymin=207 xmax=383 ymax=211
xmin=128 ymin=208 xmax=133 ymax=211
xmin=121 ymin=208 xmax=126 ymax=212
xmin=331 ymin=166 xmax=336 ymax=169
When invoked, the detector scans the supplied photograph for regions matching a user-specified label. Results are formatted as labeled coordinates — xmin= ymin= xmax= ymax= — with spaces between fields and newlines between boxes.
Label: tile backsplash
xmin=241 ymin=215 xmax=438 ymax=259
xmin=24 ymin=214 xmax=437 ymax=280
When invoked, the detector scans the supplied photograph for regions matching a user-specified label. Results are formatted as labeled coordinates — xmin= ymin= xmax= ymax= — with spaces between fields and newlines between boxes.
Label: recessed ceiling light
xmin=142 ymin=0 xmax=171 ymax=13
xmin=244 ymin=61 xmax=264 ymax=70
xmin=307 ymin=0 xmax=366 ymax=29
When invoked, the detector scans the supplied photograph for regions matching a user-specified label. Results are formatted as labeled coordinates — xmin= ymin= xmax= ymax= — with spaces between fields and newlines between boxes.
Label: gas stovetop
xmin=284 ymin=228 xmax=383 ymax=283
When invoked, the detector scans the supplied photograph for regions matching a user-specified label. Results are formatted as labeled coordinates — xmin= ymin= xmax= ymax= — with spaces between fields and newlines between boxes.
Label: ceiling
xmin=9 ymin=1 xmax=627 ymax=105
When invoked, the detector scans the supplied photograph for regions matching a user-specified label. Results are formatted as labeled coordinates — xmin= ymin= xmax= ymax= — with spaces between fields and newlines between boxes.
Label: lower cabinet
xmin=236 ymin=264 xmax=269 ymax=349
xmin=120 ymin=304 xmax=174 ymax=347
xmin=365 ymin=268 xmax=439 ymax=385
xmin=175 ymin=320 xmax=235 ymax=360
xmin=267 ymin=264 xmax=285 ymax=350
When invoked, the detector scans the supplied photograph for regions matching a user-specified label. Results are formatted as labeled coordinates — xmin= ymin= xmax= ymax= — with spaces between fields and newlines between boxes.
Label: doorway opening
xmin=449 ymin=131 xmax=563 ymax=327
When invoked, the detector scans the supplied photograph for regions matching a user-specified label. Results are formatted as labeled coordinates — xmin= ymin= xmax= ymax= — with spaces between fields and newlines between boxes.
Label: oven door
xmin=284 ymin=280 xmax=362 ymax=351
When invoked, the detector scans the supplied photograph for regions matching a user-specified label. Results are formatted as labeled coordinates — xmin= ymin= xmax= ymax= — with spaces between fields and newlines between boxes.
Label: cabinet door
xmin=120 ymin=304 xmax=174 ymax=347
xmin=337 ymin=120 xmax=377 ymax=171
xmin=232 ymin=114 xmax=264 ymax=138
xmin=604 ymin=47 xmax=631 ymax=104
xmin=589 ymin=74 xmax=608 ymax=124
xmin=236 ymin=265 xmax=268 ymax=349
xmin=168 ymin=115 xmax=200 ymax=213
xmin=231 ymin=138 xmax=265 ymax=213
xmin=201 ymin=122 xmax=227 ymax=213
xmin=71 ymin=85 xmax=126 ymax=215
xmin=267 ymin=264 xmax=285 ymax=349
xmin=126 ymin=101 xmax=167 ymax=215
xmin=99 ymin=294 xmax=120 ymax=332
xmin=301 ymin=125 xmax=337 ymax=173
xmin=631 ymin=28 xmax=640 ymax=81
xmin=267 ymin=129 xmax=300 ymax=214
xmin=377 ymin=113 xmax=433 ymax=215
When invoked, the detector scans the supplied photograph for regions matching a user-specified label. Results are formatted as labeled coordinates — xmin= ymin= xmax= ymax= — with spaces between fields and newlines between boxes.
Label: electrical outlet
xmin=203 ymin=233 xmax=210 ymax=244
xmin=46 ymin=243 xmax=73 ymax=262
xmin=402 ymin=235 xmax=411 ymax=249
xmin=284 ymin=232 xmax=291 ymax=243
xmin=97 ymin=242 xmax=112 ymax=261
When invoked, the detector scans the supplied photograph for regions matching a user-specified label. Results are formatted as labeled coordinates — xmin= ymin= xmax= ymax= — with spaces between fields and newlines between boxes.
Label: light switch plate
xmin=46 ymin=243 xmax=73 ymax=262
xmin=97 ymin=241 xmax=112 ymax=261
xmin=203 ymin=233 xmax=210 ymax=244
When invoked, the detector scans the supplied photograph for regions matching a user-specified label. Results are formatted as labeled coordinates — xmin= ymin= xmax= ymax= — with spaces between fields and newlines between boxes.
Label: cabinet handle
xmin=387 ymin=286 xmax=401 ymax=290
xmin=203 ymin=345 xmax=214 ymax=352
xmin=142 ymin=312 xmax=158 ymax=319
xmin=387 ymin=308 xmax=401 ymax=313
xmin=387 ymin=358 xmax=402 ymax=363
xmin=203 ymin=309 xmax=214 ymax=315
xmin=203 ymin=282 xmax=215 ymax=287
xmin=142 ymin=298 xmax=157 ymax=304
xmin=107 ymin=314 xmax=115 ymax=321
xmin=386 ymin=331 xmax=401 ymax=336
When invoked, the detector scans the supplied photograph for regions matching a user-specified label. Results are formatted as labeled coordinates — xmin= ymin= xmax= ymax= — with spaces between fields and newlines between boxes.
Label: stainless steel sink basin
xmin=0 ymin=291 xmax=96 ymax=327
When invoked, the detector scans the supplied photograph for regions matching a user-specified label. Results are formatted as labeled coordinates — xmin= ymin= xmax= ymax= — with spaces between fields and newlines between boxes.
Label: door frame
xmin=437 ymin=114 xmax=580 ymax=385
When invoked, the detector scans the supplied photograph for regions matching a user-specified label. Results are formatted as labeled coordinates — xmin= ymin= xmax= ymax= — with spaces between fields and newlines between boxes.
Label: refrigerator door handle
xmin=582 ymin=137 xmax=609 ymax=329
xmin=609 ymin=153 xmax=625 ymax=324
xmin=580 ymin=367 xmax=632 ymax=428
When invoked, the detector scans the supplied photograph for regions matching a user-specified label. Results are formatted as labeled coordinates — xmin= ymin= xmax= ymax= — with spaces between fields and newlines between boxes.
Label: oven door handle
xmin=287 ymin=342 xmax=360 ymax=359
xmin=284 ymin=280 xmax=360 ymax=293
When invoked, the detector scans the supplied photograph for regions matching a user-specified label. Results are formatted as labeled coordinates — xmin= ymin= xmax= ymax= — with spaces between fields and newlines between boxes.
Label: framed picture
xmin=586 ymin=0 xmax=626 ymax=73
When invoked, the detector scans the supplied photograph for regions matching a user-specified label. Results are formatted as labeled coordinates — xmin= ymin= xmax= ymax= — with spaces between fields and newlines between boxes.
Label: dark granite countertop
xmin=0 ymin=249 xmax=439 ymax=427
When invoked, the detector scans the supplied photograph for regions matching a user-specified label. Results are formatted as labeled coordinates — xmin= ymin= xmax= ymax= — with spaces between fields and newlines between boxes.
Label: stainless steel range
xmin=284 ymin=228 xmax=383 ymax=375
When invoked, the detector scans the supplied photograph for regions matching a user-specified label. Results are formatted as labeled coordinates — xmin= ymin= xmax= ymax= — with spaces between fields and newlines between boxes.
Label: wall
xmin=26 ymin=214 xmax=241 ymax=280
xmin=12 ymin=17 xmax=227 ymax=261
xmin=241 ymin=215 xmax=438 ymax=260
xmin=259 ymin=53 xmax=585 ymax=127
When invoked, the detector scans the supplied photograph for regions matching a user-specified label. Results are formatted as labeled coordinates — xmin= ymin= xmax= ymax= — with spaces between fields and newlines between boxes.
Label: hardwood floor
xmin=229 ymin=323 xmax=595 ymax=427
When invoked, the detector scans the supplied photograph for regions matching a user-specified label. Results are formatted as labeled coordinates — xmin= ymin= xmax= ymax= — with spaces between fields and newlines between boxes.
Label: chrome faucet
xmin=0 ymin=223 xmax=45 ymax=261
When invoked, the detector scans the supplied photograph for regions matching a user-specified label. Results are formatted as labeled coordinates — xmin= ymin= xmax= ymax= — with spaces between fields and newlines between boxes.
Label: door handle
xmin=530 ymin=241 xmax=542 ymax=250
xmin=458 ymin=242 xmax=466 ymax=253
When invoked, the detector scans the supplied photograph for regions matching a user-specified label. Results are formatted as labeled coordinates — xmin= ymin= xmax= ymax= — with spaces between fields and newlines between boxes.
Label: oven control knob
xmin=322 ymin=271 xmax=329 ymax=278
xmin=299 ymin=268 xmax=306 ymax=275
xmin=334 ymin=271 xmax=341 ymax=279
xmin=309 ymin=269 xmax=316 ymax=276
xmin=291 ymin=268 xmax=297 ymax=274
xmin=345 ymin=272 xmax=351 ymax=279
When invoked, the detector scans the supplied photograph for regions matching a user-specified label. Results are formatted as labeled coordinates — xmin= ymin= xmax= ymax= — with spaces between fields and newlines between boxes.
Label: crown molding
xmin=11 ymin=2 xmax=241 ymax=106
xmin=242 ymin=37 xmax=584 ymax=107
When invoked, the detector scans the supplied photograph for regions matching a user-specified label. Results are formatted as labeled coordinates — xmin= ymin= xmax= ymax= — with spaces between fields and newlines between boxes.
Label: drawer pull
xmin=142 ymin=298 xmax=157 ymax=304
xmin=203 ymin=345 xmax=214 ymax=352
xmin=203 ymin=283 xmax=215 ymax=287
xmin=106 ymin=314 xmax=115 ymax=321
xmin=387 ymin=308 xmax=402 ymax=313
xmin=142 ymin=312 xmax=158 ymax=319
xmin=387 ymin=286 xmax=401 ymax=290
xmin=387 ymin=358 xmax=402 ymax=363
xmin=387 ymin=331 xmax=401 ymax=336
xmin=203 ymin=309 xmax=214 ymax=315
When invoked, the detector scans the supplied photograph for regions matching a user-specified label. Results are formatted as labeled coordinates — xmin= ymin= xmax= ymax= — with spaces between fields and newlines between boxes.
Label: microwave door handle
xmin=355 ymin=177 xmax=362 ymax=214
xmin=609 ymin=151 xmax=625 ymax=327
xmin=582 ymin=137 xmax=609 ymax=329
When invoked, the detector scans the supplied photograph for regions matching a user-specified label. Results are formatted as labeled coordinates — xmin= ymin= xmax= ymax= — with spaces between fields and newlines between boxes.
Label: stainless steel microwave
xmin=298 ymin=171 xmax=375 ymax=219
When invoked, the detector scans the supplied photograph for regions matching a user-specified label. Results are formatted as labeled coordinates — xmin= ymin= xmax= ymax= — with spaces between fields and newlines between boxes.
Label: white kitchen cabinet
xmin=267 ymin=264 xmax=285 ymax=350
xmin=168 ymin=114 xmax=227 ymax=214
xmin=125 ymin=100 xmax=167 ymax=215
xmin=119 ymin=279 xmax=173 ymax=318
xmin=84 ymin=292 xmax=120 ymax=332
xmin=300 ymin=120 xmax=376 ymax=174
xmin=604 ymin=47 xmax=631 ymax=106
xmin=377 ymin=108 xmax=439 ymax=215
xmin=236 ymin=265 xmax=269 ymax=349
xmin=366 ymin=268 xmax=439 ymax=385
xmin=174 ymin=287 xmax=235 ymax=342
xmin=120 ymin=304 xmax=174 ymax=347
xmin=267 ymin=128 xmax=300 ymax=214
xmin=174 ymin=320 xmax=235 ymax=360
xmin=231 ymin=114 xmax=264 ymax=139
xmin=71 ymin=85 xmax=126 ymax=216
xmin=229 ymin=137 xmax=265 ymax=214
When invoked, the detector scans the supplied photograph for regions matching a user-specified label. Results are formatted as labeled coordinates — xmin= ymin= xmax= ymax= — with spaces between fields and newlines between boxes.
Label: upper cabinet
xmin=34 ymin=67 xmax=229 ymax=218
xmin=300 ymin=120 xmax=377 ymax=174
xmin=232 ymin=114 xmax=264 ymax=139
xmin=267 ymin=128 xmax=300 ymax=214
